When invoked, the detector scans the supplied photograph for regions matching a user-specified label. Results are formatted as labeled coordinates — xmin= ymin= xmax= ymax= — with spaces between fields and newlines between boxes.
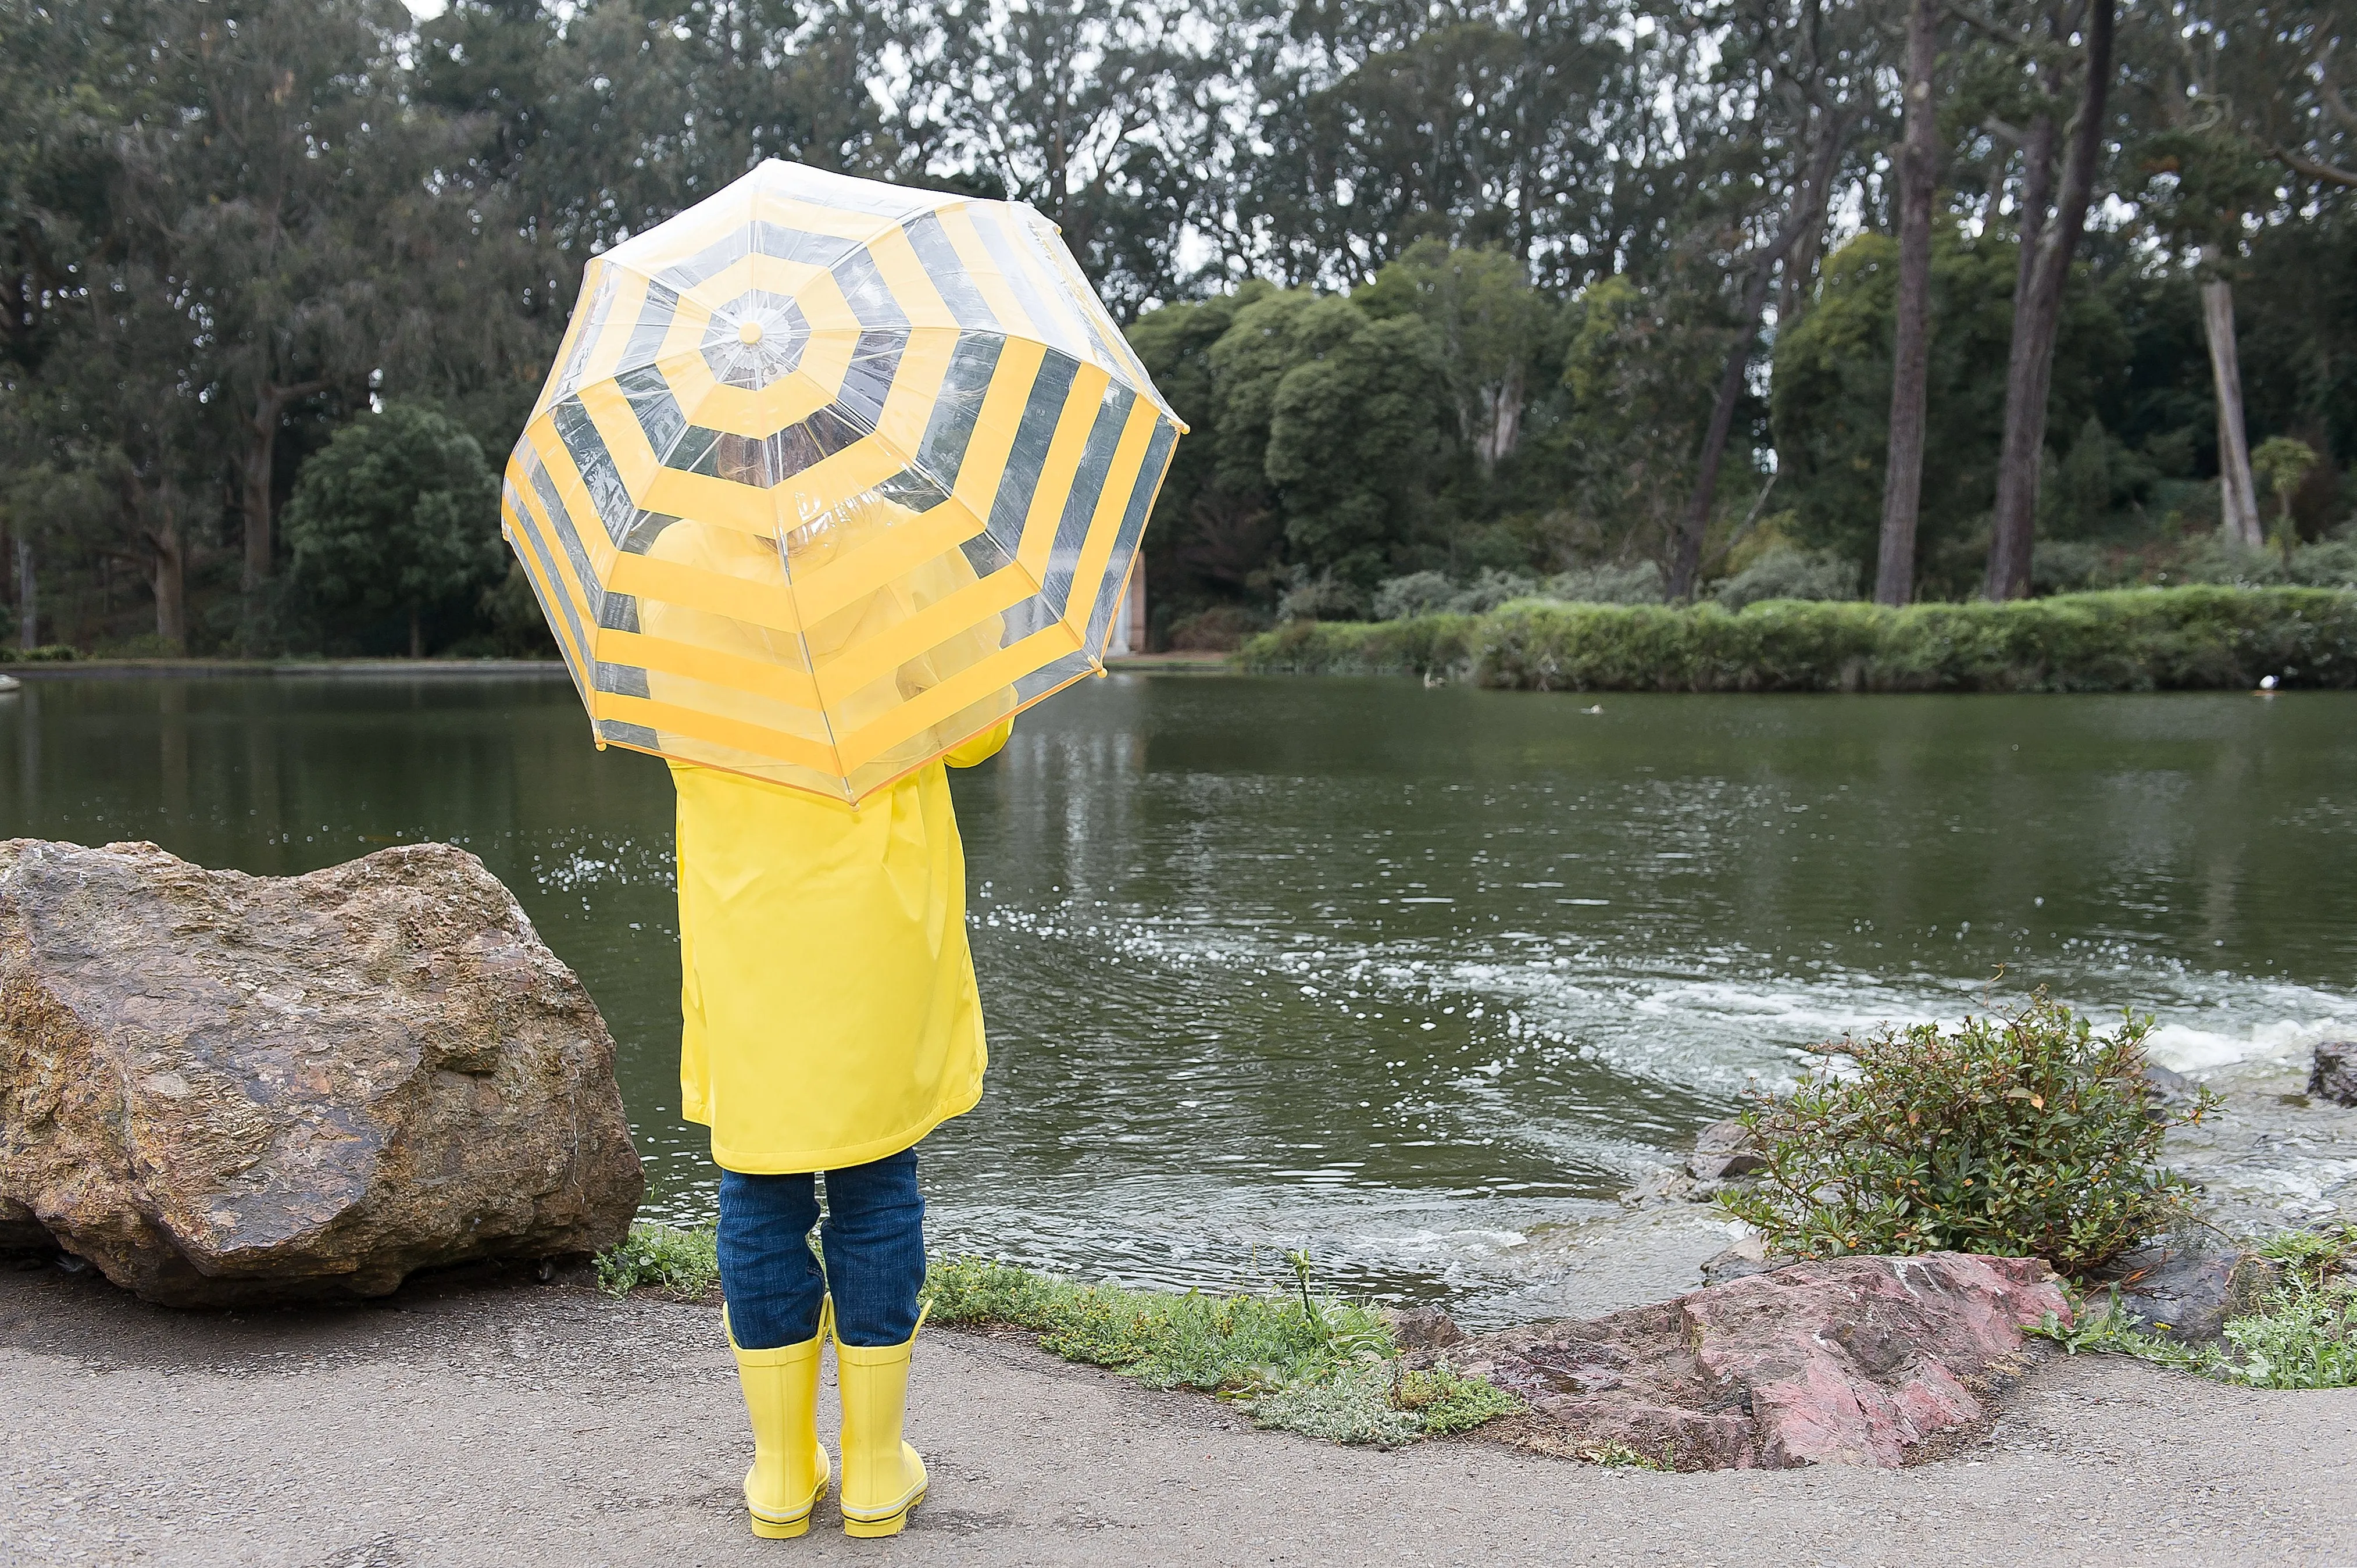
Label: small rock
xmin=1620 ymin=1164 xmax=1702 ymax=1207
xmin=0 ymin=838 xmax=644 ymax=1306
xmin=1701 ymin=1234 xmax=1790 ymax=1284
xmin=1452 ymin=1252 xmax=2068 ymax=1470
xmin=2098 ymin=1243 xmax=2275 ymax=1344
xmin=1384 ymin=1305 xmax=1465 ymax=1351
xmin=2308 ymin=1042 xmax=2357 ymax=1108
xmin=1689 ymin=1118 xmax=1768 ymax=1182
xmin=2140 ymin=1062 xmax=2197 ymax=1105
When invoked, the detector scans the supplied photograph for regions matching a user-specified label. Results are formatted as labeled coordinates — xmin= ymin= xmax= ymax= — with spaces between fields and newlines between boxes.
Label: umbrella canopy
xmin=502 ymin=160 xmax=1185 ymax=803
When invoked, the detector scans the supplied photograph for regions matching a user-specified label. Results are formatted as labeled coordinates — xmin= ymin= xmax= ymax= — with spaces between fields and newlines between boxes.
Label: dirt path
xmin=3 ymin=1263 xmax=2352 ymax=1568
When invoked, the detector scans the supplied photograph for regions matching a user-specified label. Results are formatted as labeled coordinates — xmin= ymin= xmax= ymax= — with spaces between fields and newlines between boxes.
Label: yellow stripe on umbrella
xmin=502 ymin=160 xmax=1186 ymax=804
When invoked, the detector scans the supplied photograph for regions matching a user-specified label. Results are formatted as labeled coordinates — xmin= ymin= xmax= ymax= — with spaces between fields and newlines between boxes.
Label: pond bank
xmin=6 ymin=1262 xmax=2354 ymax=1567
xmin=1238 ymin=585 xmax=2357 ymax=693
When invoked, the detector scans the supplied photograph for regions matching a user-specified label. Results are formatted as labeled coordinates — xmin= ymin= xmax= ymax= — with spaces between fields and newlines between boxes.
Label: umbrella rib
xmin=769 ymin=476 xmax=850 ymax=798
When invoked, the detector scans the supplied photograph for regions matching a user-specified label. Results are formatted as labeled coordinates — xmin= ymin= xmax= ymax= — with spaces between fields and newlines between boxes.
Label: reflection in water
xmin=1 ymin=673 xmax=2351 ymax=1321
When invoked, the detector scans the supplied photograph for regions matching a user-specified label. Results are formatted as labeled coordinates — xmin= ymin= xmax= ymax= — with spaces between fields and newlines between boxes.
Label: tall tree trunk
xmin=1876 ymin=0 xmax=1941 ymax=606
xmin=1984 ymin=0 xmax=2116 ymax=601
xmin=1670 ymin=261 xmax=1780 ymax=601
xmin=409 ymin=605 xmax=424 ymax=660
xmin=1669 ymin=124 xmax=1848 ymax=602
xmin=15 ymin=537 xmax=34 ymax=652
xmin=2201 ymin=253 xmax=2263 ymax=547
xmin=239 ymin=379 xmax=326 ymax=598
xmin=241 ymin=393 xmax=278 ymax=596
xmin=147 ymin=513 xmax=187 ymax=655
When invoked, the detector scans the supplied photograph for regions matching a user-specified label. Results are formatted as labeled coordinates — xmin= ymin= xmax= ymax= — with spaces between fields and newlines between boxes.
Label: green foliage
xmin=1716 ymin=996 xmax=2216 ymax=1277
xmin=595 ymin=1221 xmax=720 ymax=1300
xmin=2217 ymin=1274 xmax=2357 ymax=1389
xmin=1713 ymin=546 xmax=1858 ymax=612
xmin=282 ymin=403 xmax=505 ymax=655
xmin=1770 ymin=229 xmax=2134 ymax=592
xmin=2252 ymin=437 xmax=2321 ymax=523
xmin=2031 ymin=1231 xmax=2357 ymax=1390
xmin=921 ymin=1257 xmax=1518 ymax=1445
xmin=1240 ymin=585 xmax=2357 ymax=692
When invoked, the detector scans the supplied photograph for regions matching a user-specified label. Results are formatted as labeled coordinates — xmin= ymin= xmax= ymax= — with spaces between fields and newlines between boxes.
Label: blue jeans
xmin=716 ymin=1148 xmax=926 ymax=1350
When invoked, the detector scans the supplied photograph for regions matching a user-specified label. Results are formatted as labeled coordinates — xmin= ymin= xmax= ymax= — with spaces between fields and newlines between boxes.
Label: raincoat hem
xmin=698 ymin=1078 xmax=985 ymax=1176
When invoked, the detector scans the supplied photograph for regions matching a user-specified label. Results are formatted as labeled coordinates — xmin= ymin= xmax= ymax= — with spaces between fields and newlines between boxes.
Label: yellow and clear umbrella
xmin=501 ymin=160 xmax=1186 ymax=803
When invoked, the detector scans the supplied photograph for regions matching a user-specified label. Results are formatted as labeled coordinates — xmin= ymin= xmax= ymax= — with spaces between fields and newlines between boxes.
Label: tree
xmin=282 ymin=403 xmax=503 ymax=657
xmin=1978 ymin=0 xmax=2120 ymax=601
xmin=1662 ymin=0 xmax=1876 ymax=601
xmin=1559 ymin=272 xmax=1728 ymax=581
xmin=1204 ymin=290 xmax=1449 ymax=588
xmin=1775 ymin=227 xmax=2130 ymax=594
xmin=1358 ymin=240 xmax=1554 ymax=467
xmin=1876 ymin=0 xmax=1943 ymax=605
xmin=120 ymin=2 xmax=423 ymax=613
xmin=2125 ymin=0 xmax=2279 ymax=547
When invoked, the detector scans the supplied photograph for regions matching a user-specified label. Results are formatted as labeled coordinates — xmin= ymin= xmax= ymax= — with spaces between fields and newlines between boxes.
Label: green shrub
xmin=1235 ymin=585 xmax=2357 ymax=692
xmin=594 ymin=1220 xmax=720 ymax=1299
xmin=1237 ymin=613 xmax=1481 ymax=677
xmin=1718 ymin=995 xmax=2218 ymax=1276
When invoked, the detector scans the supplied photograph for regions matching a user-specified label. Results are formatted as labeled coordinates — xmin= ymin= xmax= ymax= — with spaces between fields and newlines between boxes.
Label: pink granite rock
xmin=1450 ymin=1252 xmax=2070 ymax=1469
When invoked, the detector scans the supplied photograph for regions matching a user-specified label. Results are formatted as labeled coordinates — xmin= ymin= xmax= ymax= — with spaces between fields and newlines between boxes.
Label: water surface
xmin=5 ymin=673 xmax=2350 ymax=1321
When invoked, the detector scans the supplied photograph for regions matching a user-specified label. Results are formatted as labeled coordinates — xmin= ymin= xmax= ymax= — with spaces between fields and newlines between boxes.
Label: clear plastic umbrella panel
xmin=502 ymin=159 xmax=1187 ymax=803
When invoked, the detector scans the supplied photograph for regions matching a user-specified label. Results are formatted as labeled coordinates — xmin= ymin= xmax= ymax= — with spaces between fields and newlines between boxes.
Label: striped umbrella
xmin=501 ymin=160 xmax=1185 ymax=804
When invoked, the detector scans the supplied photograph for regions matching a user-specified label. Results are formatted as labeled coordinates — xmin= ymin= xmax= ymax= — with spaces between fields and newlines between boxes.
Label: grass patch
xmin=2030 ymin=1229 xmax=2357 ymax=1390
xmin=922 ymin=1256 xmax=1518 ymax=1444
xmin=1236 ymin=585 xmax=2357 ymax=692
xmin=594 ymin=1220 xmax=720 ymax=1299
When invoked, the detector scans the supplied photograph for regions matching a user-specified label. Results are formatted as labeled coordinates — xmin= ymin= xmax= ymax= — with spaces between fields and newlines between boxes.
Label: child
xmin=672 ymin=713 xmax=1012 ymax=1538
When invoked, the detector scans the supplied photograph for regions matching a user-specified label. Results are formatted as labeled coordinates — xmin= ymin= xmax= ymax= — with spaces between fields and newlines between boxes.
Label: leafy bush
xmin=922 ymin=1256 xmax=1517 ymax=1444
xmin=1241 ymin=613 xmax=1481 ymax=677
xmin=1543 ymin=559 xmax=1665 ymax=604
xmin=1717 ymin=995 xmax=2217 ymax=1276
xmin=594 ymin=1220 xmax=721 ymax=1299
xmin=1713 ymin=545 xmax=1859 ymax=611
xmin=1235 ymin=585 xmax=2357 ymax=692
xmin=1166 ymin=603 xmax=1270 ymax=651
xmin=1370 ymin=571 xmax=1460 ymax=621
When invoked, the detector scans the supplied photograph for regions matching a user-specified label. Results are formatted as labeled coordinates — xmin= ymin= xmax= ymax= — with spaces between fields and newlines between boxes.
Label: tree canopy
xmin=0 ymin=0 xmax=2350 ymax=655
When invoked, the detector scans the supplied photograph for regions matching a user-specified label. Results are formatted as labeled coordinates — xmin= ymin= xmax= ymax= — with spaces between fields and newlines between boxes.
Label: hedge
xmin=1234 ymin=586 xmax=2357 ymax=693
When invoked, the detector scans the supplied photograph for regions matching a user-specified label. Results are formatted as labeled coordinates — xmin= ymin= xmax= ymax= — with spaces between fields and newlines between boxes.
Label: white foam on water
xmin=2144 ymin=1013 xmax=2351 ymax=1073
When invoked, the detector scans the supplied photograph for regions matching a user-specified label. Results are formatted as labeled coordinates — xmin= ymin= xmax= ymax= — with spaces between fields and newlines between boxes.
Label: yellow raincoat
xmin=648 ymin=492 xmax=1016 ymax=1172
xmin=670 ymin=723 xmax=1009 ymax=1173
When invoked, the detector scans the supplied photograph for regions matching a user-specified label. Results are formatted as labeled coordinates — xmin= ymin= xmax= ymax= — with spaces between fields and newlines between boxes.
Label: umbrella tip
xmin=738 ymin=320 xmax=764 ymax=346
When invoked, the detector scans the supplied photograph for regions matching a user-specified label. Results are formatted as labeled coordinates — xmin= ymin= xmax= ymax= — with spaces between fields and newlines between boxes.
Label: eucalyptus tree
xmin=1223 ymin=1 xmax=1651 ymax=291
xmin=120 ymin=1 xmax=425 ymax=611
xmin=1875 ymin=0 xmax=1945 ymax=605
xmin=2122 ymin=0 xmax=2276 ymax=547
xmin=886 ymin=0 xmax=1217 ymax=315
xmin=1661 ymin=0 xmax=1883 ymax=602
xmin=1963 ymin=0 xmax=2120 ymax=601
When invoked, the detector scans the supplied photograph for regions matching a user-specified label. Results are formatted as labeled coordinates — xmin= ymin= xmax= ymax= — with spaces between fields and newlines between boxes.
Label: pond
xmin=4 ymin=672 xmax=2352 ymax=1321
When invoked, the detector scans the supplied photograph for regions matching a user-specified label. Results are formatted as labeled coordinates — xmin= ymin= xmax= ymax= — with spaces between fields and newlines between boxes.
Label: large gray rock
xmin=0 ymin=839 xmax=642 ymax=1306
xmin=1449 ymin=1253 xmax=2068 ymax=1469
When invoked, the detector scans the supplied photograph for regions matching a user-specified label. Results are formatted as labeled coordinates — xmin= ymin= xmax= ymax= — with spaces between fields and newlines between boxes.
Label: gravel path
xmin=4 ymin=1262 xmax=2353 ymax=1567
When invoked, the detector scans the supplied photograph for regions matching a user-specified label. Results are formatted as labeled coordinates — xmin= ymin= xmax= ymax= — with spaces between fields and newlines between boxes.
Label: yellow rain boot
xmin=728 ymin=1301 xmax=832 ymax=1540
xmin=832 ymin=1310 xmax=928 ymax=1538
